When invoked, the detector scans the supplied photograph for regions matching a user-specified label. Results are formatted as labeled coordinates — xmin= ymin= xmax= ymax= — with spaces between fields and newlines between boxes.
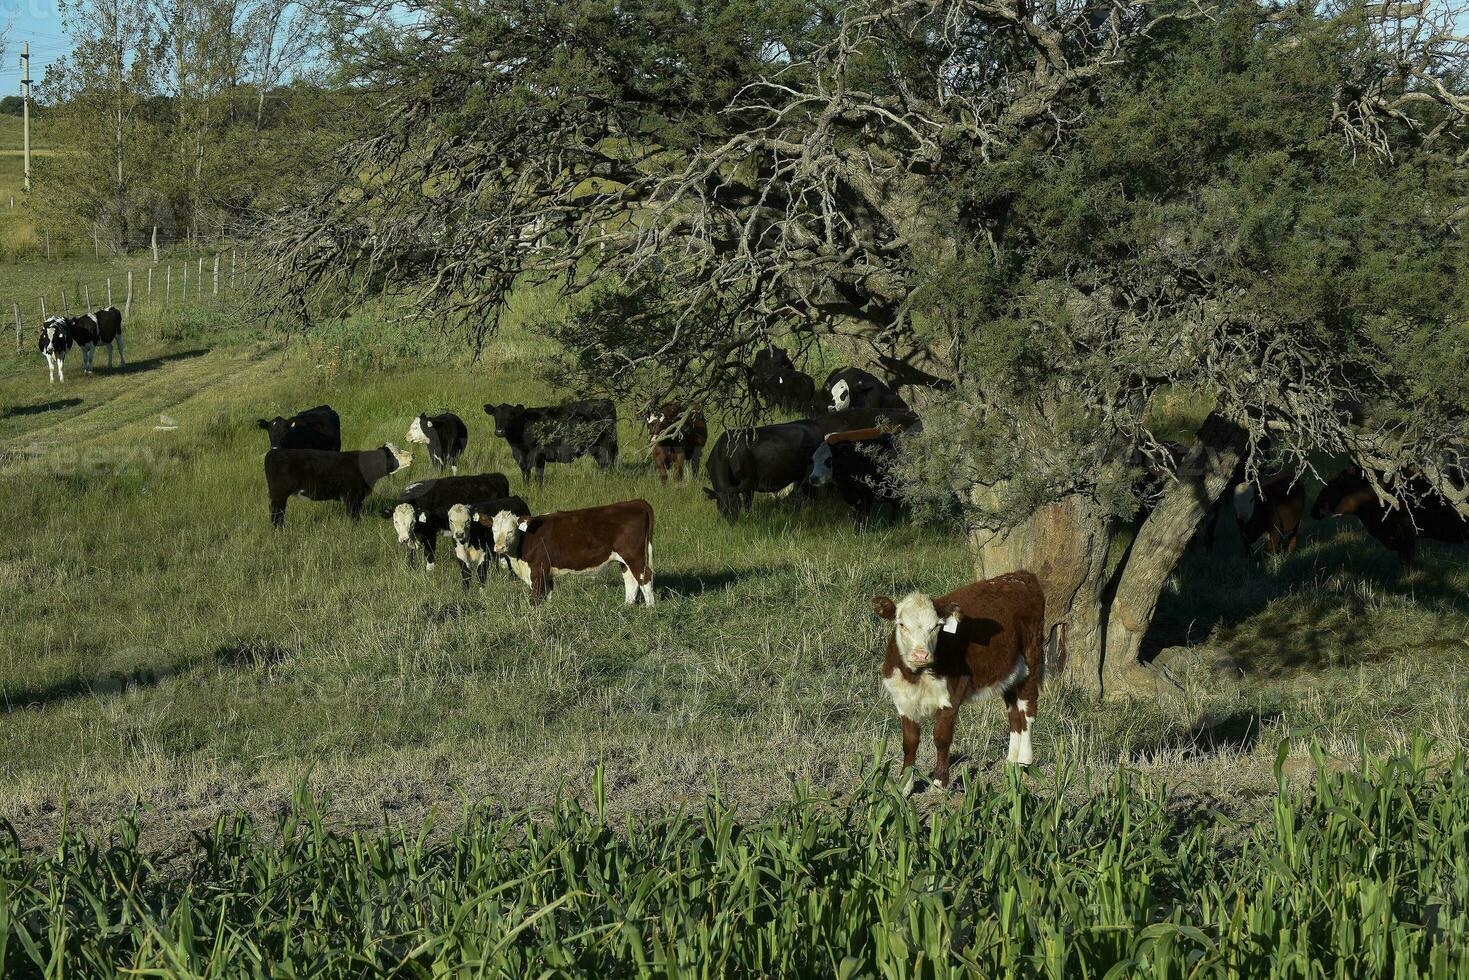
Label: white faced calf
xmin=873 ymin=571 xmax=1047 ymax=789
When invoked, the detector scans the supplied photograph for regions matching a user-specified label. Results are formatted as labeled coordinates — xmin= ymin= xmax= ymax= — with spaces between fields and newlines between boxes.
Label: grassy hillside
xmin=3 ymin=265 xmax=1469 ymax=856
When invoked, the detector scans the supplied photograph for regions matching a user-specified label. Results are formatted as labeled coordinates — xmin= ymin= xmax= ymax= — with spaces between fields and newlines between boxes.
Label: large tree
xmin=263 ymin=0 xmax=1469 ymax=695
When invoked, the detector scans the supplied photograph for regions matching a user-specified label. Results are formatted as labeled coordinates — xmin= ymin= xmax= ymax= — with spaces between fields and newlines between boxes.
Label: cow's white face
xmin=406 ymin=416 xmax=429 ymax=445
xmin=491 ymin=510 xmax=524 ymax=554
xmin=448 ymin=504 xmax=473 ymax=542
xmin=1232 ymin=481 xmax=1257 ymax=524
xmin=893 ymin=593 xmax=959 ymax=671
xmin=829 ymin=379 xmax=851 ymax=411
xmin=392 ymin=503 xmax=417 ymax=544
xmin=810 ymin=442 xmax=834 ymax=484
xmin=387 ymin=444 xmax=413 ymax=472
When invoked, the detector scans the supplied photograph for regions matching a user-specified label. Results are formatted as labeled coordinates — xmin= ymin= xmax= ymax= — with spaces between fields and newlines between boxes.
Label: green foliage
xmin=2 ymin=745 xmax=1466 ymax=976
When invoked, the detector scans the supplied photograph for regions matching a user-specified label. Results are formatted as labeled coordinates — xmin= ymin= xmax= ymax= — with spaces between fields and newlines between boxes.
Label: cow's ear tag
xmin=518 ymin=519 xmax=530 ymax=532
xmin=417 ymin=513 xmax=428 ymax=523
xmin=942 ymin=614 xmax=959 ymax=635
xmin=425 ymin=420 xmax=432 ymax=427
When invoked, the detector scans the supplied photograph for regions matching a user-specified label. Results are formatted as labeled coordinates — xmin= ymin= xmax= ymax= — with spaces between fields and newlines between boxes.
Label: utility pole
xmin=21 ymin=42 xmax=33 ymax=193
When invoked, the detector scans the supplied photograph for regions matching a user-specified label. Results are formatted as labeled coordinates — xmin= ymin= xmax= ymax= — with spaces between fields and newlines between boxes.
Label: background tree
xmin=262 ymin=0 xmax=1469 ymax=696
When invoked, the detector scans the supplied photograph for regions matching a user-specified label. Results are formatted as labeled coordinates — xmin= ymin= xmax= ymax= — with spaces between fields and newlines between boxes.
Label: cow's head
xmin=490 ymin=509 xmax=530 ymax=554
xmin=390 ymin=503 xmax=422 ymax=546
xmin=256 ymin=416 xmax=292 ymax=448
xmin=486 ymin=403 xmax=526 ymax=438
xmin=873 ymin=593 xmax=963 ymax=671
xmin=1312 ymin=468 xmax=1375 ymax=520
xmin=828 ymin=378 xmax=851 ymax=411
xmin=448 ymin=503 xmax=474 ymax=544
xmin=385 ymin=443 xmax=413 ymax=473
xmin=810 ymin=442 xmax=834 ymax=485
xmin=406 ymin=415 xmax=433 ymax=446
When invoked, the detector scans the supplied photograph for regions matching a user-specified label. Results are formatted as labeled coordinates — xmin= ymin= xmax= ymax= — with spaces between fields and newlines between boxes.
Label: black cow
xmin=811 ymin=407 xmax=921 ymax=437
xmin=823 ymin=368 xmax=908 ymax=412
xmin=39 ymin=317 xmax=74 ymax=383
xmin=1312 ymin=467 xmax=1469 ymax=565
xmin=264 ymin=444 xmax=412 ymax=528
xmin=810 ymin=428 xmax=902 ymax=518
xmin=383 ymin=473 xmax=513 ymax=568
xmin=750 ymin=346 xmax=818 ymax=413
xmin=257 ymin=405 xmax=342 ymax=452
xmin=68 ymin=307 xmax=125 ymax=373
xmin=484 ymin=399 xmax=618 ymax=483
xmin=703 ymin=420 xmax=825 ymax=521
xmin=406 ymin=412 xmax=469 ymax=472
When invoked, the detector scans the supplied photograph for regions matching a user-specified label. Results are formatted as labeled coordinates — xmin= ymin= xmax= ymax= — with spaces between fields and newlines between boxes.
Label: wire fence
xmin=8 ymin=245 xmax=256 ymax=356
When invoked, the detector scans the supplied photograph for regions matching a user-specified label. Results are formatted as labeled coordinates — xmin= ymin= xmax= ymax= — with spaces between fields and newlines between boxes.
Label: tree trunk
xmin=970 ymin=491 xmax=1113 ymax=696
xmin=1103 ymin=413 xmax=1247 ymax=684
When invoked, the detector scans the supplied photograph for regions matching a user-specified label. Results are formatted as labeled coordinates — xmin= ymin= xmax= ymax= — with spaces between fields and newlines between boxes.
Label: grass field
xmin=3 ymin=254 xmax=1469 ymax=972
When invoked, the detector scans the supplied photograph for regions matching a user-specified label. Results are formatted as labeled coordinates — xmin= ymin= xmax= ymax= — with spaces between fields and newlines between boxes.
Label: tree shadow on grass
xmin=112 ymin=348 xmax=210 ymax=375
xmin=1144 ymin=519 xmax=1469 ymax=666
xmin=1 ymin=656 xmax=203 ymax=714
xmin=2 ymin=398 xmax=82 ymax=419
xmin=657 ymin=568 xmax=768 ymax=598
xmin=212 ymin=641 xmax=292 ymax=669
xmin=1129 ymin=710 xmax=1284 ymax=763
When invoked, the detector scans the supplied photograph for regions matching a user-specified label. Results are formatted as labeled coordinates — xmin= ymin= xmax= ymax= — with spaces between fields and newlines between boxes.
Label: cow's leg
xmin=115 ymin=333 xmax=124 ymax=366
xmin=56 ymin=356 xmax=65 ymax=383
xmin=476 ymin=553 xmax=489 ymax=587
xmin=638 ymin=564 xmax=654 ymax=607
xmin=899 ymin=716 xmax=921 ymax=792
xmin=654 ymin=447 xmax=668 ymax=483
xmin=423 ymin=537 xmax=437 ymax=571
xmin=690 ymin=450 xmax=702 ymax=478
xmin=269 ymin=495 xmax=288 ymax=529
xmin=621 ymin=563 xmax=640 ymax=604
xmin=346 ymin=496 xmax=365 ymax=522
xmin=404 ymin=546 xmax=418 ymax=570
xmin=601 ymin=440 xmax=618 ymax=469
xmin=45 ymin=353 xmax=55 ymax=383
xmin=672 ymin=453 xmax=684 ymax=482
xmin=932 ymin=707 xmax=959 ymax=788
xmin=530 ymin=566 xmax=551 ymax=604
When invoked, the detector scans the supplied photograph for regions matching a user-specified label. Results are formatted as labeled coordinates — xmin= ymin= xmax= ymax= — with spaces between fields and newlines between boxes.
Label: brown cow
xmin=1312 ymin=467 xmax=1469 ymax=565
xmin=1232 ymin=469 xmax=1306 ymax=557
xmin=646 ymin=403 xmax=708 ymax=482
xmin=873 ymin=571 xmax=1046 ymax=788
xmin=488 ymin=499 xmax=655 ymax=605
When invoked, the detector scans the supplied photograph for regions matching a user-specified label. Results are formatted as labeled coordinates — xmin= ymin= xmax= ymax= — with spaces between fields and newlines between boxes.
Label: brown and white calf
xmin=488 ymin=499 xmax=655 ymax=606
xmin=873 ymin=571 xmax=1046 ymax=787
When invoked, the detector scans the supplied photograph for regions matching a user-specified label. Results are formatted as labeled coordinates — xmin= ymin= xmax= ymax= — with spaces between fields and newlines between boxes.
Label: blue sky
xmin=2 ymin=0 xmax=70 ymax=97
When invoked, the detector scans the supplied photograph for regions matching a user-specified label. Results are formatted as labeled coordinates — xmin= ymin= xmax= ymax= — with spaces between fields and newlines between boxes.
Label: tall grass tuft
xmin=2 ymin=741 xmax=1466 ymax=977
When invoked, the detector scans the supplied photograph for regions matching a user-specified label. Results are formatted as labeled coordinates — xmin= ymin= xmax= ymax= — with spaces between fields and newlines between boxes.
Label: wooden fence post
xmin=106 ymin=278 xmax=113 ymax=307
xmin=166 ymin=267 xmax=172 ymax=306
xmin=125 ymin=271 xmax=133 ymax=319
xmin=213 ymin=254 xmax=219 ymax=296
xmin=182 ymin=264 xmax=188 ymax=302
xmin=84 ymin=285 xmax=91 ymax=311
xmin=231 ymin=249 xmax=237 ymax=290
xmin=147 ymin=268 xmax=153 ymax=303
xmin=197 ymin=256 xmax=203 ymax=283
xmin=151 ymin=226 xmax=159 ymax=263
xmin=40 ymin=297 xmax=46 ymax=320
xmin=61 ymin=289 xmax=68 ymax=314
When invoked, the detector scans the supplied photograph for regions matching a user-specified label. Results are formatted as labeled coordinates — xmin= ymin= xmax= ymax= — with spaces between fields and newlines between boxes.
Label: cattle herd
xmin=35 ymin=321 xmax=1469 ymax=780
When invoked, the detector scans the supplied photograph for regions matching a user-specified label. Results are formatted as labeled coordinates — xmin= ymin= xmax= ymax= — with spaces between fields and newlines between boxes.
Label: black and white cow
xmin=257 ymin=405 xmax=342 ymax=452
xmin=383 ymin=473 xmax=513 ymax=569
xmin=823 ymin=368 xmax=907 ymax=412
xmin=69 ymin=307 xmax=125 ymax=373
xmin=264 ymin=444 xmax=412 ymax=528
xmin=39 ymin=317 xmax=74 ymax=383
xmin=484 ymin=399 xmax=619 ymax=483
xmin=406 ymin=412 xmax=469 ymax=472
xmin=446 ymin=497 xmax=533 ymax=587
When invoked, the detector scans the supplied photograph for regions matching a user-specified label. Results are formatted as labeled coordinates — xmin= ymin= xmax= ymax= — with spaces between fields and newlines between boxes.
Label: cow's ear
xmin=703 ymin=488 xmax=718 ymax=500
xmin=256 ymin=419 xmax=268 ymax=429
xmin=872 ymin=596 xmax=897 ymax=620
xmin=938 ymin=602 xmax=963 ymax=634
